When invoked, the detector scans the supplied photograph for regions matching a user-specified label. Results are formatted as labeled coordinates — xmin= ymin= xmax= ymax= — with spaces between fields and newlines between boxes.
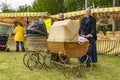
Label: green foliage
xmin=33 ymin=0 xmax=113 ymax=14
xmin=100 ymin=19 xmax=109 ymax=24
xmin=0 ymin=0 xmax=114 ymax=14
xmin=106 ymin=24 xmax=112 ymax=31
xmin=64 ymin=0 xmax=84 ymax=11
xmin=32 ymin=0 xmax=113 ymax=14
xmin=0 ymin=2 xmax=16 ymax=12
xmin=97 ymin=24 xmax=112 ymax=34
xmin=88 ymin=0 xmax=113 ymax=8
xmin=17 ymin=5 xmax=32 ymax=12
xmin=32 ymin=0 xmax=65 ymax=14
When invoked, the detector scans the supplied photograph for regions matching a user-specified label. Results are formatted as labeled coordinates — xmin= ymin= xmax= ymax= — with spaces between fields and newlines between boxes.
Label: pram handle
xmin=80 ymin=34 xmax=93 ymax=38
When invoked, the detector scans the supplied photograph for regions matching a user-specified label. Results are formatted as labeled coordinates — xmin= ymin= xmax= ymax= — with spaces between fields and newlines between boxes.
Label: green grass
xmin=0 ymin=51 xmax=120 ymax=80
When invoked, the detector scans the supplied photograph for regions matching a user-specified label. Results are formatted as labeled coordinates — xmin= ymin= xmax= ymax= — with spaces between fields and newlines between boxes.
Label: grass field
xmin=0 ymin=51 xmax=120 ymax=80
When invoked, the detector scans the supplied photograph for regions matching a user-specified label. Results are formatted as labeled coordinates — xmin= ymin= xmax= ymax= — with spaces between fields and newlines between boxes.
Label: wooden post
xmin=85 ymin=0 xmax=88 ymax=9
xmin=112 ymin=20 xmax=115 ymax=32
xmin=113 ymin=0 xmax=120 ymax=31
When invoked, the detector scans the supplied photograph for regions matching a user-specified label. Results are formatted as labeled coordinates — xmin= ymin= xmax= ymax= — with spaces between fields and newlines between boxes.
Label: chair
xmin=114 ymin=31 xmax=120 ymax=39
xmin=97 ymin=31 xmax=106 ymax=40
xmin=106 ymin=31 xmax=117 ymax=40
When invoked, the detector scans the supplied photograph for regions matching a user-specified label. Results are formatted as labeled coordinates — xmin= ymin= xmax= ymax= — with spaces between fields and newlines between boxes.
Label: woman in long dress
xmin=78 ymin=8 xmax=98 ymax=66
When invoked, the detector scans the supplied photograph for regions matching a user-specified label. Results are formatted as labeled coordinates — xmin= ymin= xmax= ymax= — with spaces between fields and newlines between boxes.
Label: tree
xmin=0 ymin=2 xmax=16 ymax=12
xmin=32 ymin=0 xmax=65 ymax=14
xmin=58 ymin=0 xmax=113 ymax=12
xmin=0 ymin=2 xmax=32 ymax=12
xmin=0 ymin=0 xmax=114 ymax=14
xmin=88 ymin=0 xmax=113 ymax=8
xmin=32 ymin=0 xmax=113 ymax=14
xmin=64 ymin=0 xmax=85 ymax=11
xmin=17 ymin=5 xmax=32 ymax=12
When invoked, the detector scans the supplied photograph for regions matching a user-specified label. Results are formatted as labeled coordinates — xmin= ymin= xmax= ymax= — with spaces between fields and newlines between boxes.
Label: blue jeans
xmin=16 ymin=41 xmax=25 ymax=52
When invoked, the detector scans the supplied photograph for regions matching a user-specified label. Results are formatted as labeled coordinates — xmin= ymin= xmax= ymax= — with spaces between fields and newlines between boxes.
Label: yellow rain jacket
xmin=13 ymin=25 xmax=25 ymax=42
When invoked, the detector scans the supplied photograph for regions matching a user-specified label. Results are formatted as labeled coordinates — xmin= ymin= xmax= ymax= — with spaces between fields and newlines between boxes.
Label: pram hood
xmin=48 ymin=19 xmax=80 ymax=42
xmin=26 ymin=18 xmax=47 ymax=36
xmin=0 ymin=24 xmax=13 ymax=35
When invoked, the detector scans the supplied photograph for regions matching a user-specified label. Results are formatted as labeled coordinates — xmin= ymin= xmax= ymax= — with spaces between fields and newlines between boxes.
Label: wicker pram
xmin=23 ymin=19 xmax=92 ymax=75
xmin=47 ymin=41 xmax=89 ymax=58
xmin=47 ymin=19 xmax=89 ymax=58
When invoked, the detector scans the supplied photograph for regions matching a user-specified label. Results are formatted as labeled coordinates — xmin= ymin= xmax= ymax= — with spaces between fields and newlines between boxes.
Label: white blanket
xmin=78 ymin=36 xmax=88 ymax=44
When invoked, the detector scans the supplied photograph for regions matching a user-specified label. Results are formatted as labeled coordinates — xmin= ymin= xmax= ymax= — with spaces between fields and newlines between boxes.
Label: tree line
xmin=0 ymin=0 xmax=113 ymax=14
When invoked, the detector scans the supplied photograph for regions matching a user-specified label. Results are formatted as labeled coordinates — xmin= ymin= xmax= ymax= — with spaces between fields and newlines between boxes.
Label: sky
xmin=0 ymin=0 xmax=34 ymax=12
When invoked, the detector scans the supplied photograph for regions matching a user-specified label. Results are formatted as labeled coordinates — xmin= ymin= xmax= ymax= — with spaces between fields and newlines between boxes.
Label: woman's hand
xmin=81 ymin=35 xmax=85 ymax=37
xmin=79 ymin=34 xmax=93 ymax=38
xmin=86 ymin=34 xmax=93 ymax=37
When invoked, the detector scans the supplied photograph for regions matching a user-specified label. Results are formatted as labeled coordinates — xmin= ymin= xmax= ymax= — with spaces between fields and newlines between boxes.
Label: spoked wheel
xmin=27 ymin=52 xmax=44 ymax=70
xmin=44 ymin=53 xmax=53 ymax=69
xmin=62 ymin=60 xmax=83 ymax=78
xmin=52 ymin=54 xmax=70 ymax=70
xmin=37 ymin=53 xmax=45 ymax=70
xmin=37 ymin=51 xmax=53 ymax=70
xmin=23 ymin=51 xmax=35 ymax=67
xmin=58 ymin=53 xmax=70 ymax=64
xmin=63 ymin=65 xmax=82 ymax=78
xmin=51 ymin=54 xmax=70 ymax=74
xmin=79 ymin=54 xmax=93 ymax=74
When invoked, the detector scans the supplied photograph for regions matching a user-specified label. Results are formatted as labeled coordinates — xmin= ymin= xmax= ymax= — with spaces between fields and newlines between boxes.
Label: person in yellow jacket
xmin=13 ymin=21 xmax=25 ymax=52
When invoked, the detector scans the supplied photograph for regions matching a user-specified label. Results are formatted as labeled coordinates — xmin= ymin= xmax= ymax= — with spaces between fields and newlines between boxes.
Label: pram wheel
xmin=27 ymin=52 xmax=44 ymax=70
xmin=23 ymin=51 xmax=35 ymax=67
xmin=78 ymin=55 xmax=93 ymax=74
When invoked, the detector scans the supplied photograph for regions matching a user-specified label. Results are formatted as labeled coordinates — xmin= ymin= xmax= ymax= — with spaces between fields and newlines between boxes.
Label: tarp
xmin=26 ymin=18 xmax=47 ymax=36
xmin=0 ymin=12 xmax=49 ymax=25
xmin=51 ymin=7 xmax=120 ymax=20
xmin=0 ymin=24 xmax=13 ymax=35
xmin=0 ymin=7 xmax=120 ymax=24
xmin=92 ymin=7 xmax=120 ymax=20
xmin=0 ymin=7 xmax=120 ymax=25
xmin=50 ymin=11 xmax=83 ymax=19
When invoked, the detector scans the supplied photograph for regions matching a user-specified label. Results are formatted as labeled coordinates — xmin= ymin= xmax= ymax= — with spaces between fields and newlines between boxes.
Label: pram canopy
xmin=0 ymin=25 xmax=13 ymax=35
xmin=0 ymin=24 xmax=13 ymax=50
xmin=47 ymin=19 xmax=80 ymax=42
xmin=26 ymin=19 xmax=48 ymax=36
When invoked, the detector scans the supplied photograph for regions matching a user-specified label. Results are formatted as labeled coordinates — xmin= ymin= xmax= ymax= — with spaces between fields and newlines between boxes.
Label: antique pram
xmin=23 ymin=19 xmax=48 ymax=70
xmin=23 ymin=19 xmax=92 ymax=77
